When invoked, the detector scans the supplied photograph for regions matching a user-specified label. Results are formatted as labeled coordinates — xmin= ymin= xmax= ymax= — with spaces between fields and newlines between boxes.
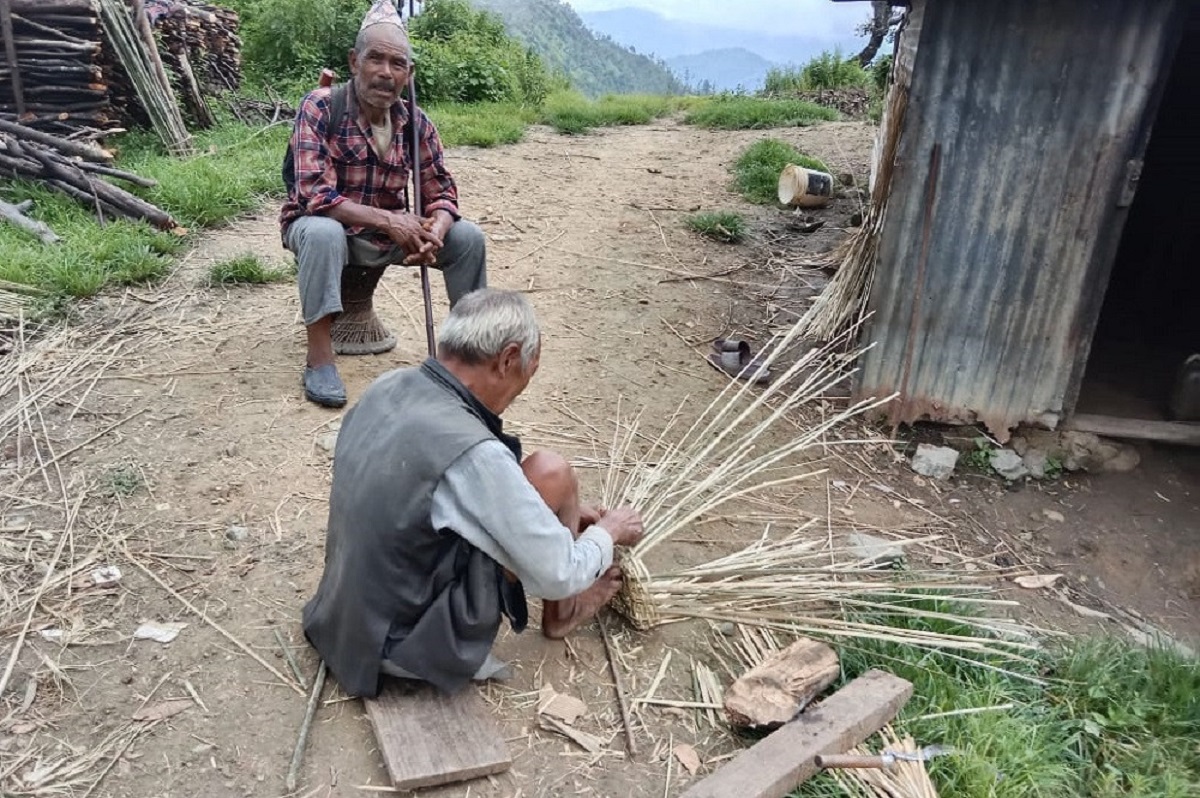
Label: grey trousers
xmin=284 ymin=215 xmax=488 ymax=326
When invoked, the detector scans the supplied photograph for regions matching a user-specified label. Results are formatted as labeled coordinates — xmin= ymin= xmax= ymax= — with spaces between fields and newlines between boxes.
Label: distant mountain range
xmin=666 ymin=48 xmax=775 ymax=93
xmin=467 ymin=0 xmax=684 ymax=96
xmin=579 ymin=7 xmax=864 ymax=92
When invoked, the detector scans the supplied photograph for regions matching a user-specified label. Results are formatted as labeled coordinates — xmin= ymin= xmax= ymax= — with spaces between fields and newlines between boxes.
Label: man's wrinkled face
xmin=349 ymin=27 xmax=411 ymax=111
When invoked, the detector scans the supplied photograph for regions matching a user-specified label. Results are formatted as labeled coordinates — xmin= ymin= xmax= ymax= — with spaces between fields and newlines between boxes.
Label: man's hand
xmin=379 ymin=211 xmax=440 ymax=264
xmin=423 ymin=210 xmax=454 ymax=248
xmin=595 ymin=506 xmax=644 ymax=548
xmin=579 ymin=503 xmax=606 ymax=530
xmin=401 ymin=211 xmax=455 ymax=266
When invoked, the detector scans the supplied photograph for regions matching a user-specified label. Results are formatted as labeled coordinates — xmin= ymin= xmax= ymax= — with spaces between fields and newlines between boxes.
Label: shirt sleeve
xmin=291 ymin=91 xmax=347 ymax=217
xmin=414 ymin=108 xmax=461 ymax=220
xmin=430 ymin=440 xmax=613 ymax=600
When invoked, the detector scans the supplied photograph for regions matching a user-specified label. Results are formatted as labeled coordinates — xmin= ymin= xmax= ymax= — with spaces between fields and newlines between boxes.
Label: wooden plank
xmin=680 ymin=670 xmax=912 ymax=798
xmin=1068 ymin=413 xmax=1200 ymax=446
xmin=364 ymin=678 xmax=512 ymax=791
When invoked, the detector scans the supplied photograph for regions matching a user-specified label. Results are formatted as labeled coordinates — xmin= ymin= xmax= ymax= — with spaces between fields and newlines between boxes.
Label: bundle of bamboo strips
xmin=0 ymin=118 xmax=175 ymax=229
xmin=798 ymin=83 xmax=907 ymax=341
xmin=600 ymin=317 xmax=1036 ymax=663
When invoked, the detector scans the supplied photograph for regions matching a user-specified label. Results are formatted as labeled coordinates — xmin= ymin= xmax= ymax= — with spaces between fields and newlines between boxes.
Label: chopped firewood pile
xmin=0 ymin=0 xmax=241 ymax=139
xmin=0 ymin=117 xmax=177 ymax=232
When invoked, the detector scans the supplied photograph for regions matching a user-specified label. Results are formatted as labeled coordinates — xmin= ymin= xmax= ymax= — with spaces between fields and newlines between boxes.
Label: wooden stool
xmin=332 ymin=264 xmax=397 ymax=355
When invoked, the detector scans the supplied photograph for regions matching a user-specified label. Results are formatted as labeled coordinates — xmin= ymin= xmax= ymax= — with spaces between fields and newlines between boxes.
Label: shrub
xmin=232 ymin=0 xmax=552 ymax=105
xmin=795 ymin=49 xmax=870 ymax=91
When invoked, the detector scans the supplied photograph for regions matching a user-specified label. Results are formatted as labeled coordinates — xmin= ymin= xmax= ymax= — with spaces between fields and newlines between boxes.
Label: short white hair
xmin=438 ymin=289 xmax=540 ymax=368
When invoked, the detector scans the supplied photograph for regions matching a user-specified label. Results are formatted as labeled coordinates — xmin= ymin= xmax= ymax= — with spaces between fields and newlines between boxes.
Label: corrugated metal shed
xmin=855 ymin=0 xmax=1188 ymax=439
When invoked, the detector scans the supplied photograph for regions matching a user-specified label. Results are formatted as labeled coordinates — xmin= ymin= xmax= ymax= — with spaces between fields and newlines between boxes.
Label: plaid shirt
xmin=279 ymin=84 xmax=460 ymax=252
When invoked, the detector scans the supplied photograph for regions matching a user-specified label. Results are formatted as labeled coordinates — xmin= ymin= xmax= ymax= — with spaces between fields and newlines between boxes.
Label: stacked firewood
xmin=0 ymin=0 xmax=112 ymax=138
xmin=0 ymin=117 xmax=176 ymax=230
xmin=0 ymin=0 xmax=241 ymax=138
xmin=797 ymin=88 xmax=872 ymax=119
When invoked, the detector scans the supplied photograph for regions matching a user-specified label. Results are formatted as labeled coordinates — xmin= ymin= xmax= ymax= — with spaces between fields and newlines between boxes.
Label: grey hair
xmin=438 ymin=289 xmax=541 ymax=368
xmin=354 ymin=24 xmax=412 ymax=60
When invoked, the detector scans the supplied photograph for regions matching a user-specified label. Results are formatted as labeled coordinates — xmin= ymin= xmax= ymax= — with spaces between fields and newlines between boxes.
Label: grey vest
xmin=302 ymin=360 xmax=527 ymax=696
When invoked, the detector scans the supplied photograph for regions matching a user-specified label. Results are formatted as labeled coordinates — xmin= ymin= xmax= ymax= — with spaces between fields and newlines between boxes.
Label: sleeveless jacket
xmin=302 ymin=359 xmax=527 ymax=696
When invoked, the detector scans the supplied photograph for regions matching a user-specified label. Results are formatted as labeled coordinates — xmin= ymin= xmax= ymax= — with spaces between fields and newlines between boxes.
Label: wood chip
xmin=674 ymin=743 xmax=702 ymax=775
xmin=538 ymin=715 xmax=604 ymax=753
xmin=132 ymin=698 xmax=192 ymax=722
xmin=537 ymin=684 xmax=588 ymax=724
xmin=1014 ymin=573 xmax=1063 ymax=589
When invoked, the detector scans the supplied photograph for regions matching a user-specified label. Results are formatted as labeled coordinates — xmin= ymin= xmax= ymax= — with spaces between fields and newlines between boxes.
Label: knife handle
xmin=814 ymin=754 xmax=890 ymax=769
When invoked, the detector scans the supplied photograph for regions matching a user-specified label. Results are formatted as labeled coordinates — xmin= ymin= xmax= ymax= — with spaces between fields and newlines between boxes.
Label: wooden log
xmin=1067 ymin=414 xmax=1200 ymax=447
xmin=11 ymin=12 xmax=94 ymax=43
xmin=0 ymin=117 xmax=113 ymax=161
xmin=172 ymin=44 xmax=214 ymax=128
xmin=0 ymin=0 xmax=28 ymax=116
xmin=680 ymin=670 xmax=913 ymax=798
xmin=72 ymin=159 xmax=157 ymax=188
xmin=723 ymin=637 xmax=840 ymax=729
xmin=0 ymin=198 xmax=60 ymax=243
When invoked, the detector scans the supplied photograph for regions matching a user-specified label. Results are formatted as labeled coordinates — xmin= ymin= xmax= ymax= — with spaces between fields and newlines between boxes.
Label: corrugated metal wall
xmin=855 ymin=0 xmax=1187 ymax=439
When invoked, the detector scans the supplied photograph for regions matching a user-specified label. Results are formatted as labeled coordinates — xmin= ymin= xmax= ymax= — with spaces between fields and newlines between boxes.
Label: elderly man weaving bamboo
xmin=280 ymin=0 xmax=486 ymax=408
xmin=302 ymin=289 xmax=645 ymax=696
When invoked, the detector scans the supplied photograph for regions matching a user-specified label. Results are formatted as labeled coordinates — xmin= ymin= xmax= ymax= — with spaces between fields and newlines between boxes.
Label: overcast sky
xmin=564 ymin=0 xmax=868 ymax=38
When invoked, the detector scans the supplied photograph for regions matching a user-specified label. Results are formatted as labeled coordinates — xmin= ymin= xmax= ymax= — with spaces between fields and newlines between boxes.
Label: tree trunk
xmin=854 ymin=0 xmax=893 ymax=66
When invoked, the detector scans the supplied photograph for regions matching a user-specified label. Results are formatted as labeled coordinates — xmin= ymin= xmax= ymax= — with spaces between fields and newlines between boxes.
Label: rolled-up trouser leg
xmin=347 ymin=219 xmax=488 ymax=308
xmin=284 ymin=216 xmax=348 ymax=326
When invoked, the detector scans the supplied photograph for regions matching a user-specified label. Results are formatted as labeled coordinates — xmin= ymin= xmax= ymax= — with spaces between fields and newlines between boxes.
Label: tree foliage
xmin=221 ymin=0 xmax=552 ymax=104
xmin=469 ymin=0 xmax=684 ymax=97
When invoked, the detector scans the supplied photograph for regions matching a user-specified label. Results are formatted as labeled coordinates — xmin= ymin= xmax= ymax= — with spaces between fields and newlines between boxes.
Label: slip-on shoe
xmin=303 ymin=364 xmax=347 ymax=408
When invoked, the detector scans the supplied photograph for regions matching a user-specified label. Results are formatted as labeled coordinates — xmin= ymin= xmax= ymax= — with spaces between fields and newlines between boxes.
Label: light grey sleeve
xmin=430 ymin=440 xmax=614 ymax=600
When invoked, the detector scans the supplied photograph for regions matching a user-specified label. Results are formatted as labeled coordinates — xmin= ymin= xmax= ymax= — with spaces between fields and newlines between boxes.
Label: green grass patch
xmin=0 ymin=118 xmax=288 ymax=299
xmin=733 ymin=139 xmax=829 ymax=204
xmin=538 ymin=90 xmax=677 ymax=135
xmin=209 ymin=253 xmax=291 ymax=285
xmin=0 ymin=181 xmax=185 ymax=297
xmin=119 ymin=121 xmax=292 ymax=228
xmin=428 ymin=102 xmax=536 ymax=148
xmin=683 ymin=96 xmax=838 ymax=130
xmin=684 ymin=211 xmax=746 ymax=243
xmin=790 ymin=599 xmax=1200 ymax=798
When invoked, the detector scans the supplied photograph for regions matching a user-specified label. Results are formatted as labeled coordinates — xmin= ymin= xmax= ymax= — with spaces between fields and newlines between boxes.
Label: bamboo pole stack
xmin=97 ymin=0 xmax=192 ymax=154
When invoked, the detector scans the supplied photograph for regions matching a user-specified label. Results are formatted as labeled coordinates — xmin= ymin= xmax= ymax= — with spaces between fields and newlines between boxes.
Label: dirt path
xmin=1 ymin=118 xmax=1196 ymax=798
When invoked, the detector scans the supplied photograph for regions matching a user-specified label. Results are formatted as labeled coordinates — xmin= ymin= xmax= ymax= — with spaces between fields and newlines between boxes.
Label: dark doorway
xmin=1078 ymin=6 xmax=1200 ymax=421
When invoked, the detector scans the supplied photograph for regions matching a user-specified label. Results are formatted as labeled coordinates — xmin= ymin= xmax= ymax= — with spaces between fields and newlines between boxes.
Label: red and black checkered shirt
xmin=279 ymin=85 xmax=460 ymax=252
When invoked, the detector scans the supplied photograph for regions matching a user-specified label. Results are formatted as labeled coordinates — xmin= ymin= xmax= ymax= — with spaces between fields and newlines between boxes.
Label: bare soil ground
xmin=1 ymin=118 xmax=1197 ymax=798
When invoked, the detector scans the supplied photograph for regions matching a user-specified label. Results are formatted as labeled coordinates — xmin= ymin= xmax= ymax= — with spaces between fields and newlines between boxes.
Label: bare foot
xmin=542 ymin=566 xmax=622 ymax=639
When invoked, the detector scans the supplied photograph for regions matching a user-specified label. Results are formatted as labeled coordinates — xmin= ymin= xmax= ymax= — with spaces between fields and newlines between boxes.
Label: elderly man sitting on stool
xmin=279 ymin=0 xmax=486 ymax=407
xmin=303 ymin=289 xmax=645 ymax=696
